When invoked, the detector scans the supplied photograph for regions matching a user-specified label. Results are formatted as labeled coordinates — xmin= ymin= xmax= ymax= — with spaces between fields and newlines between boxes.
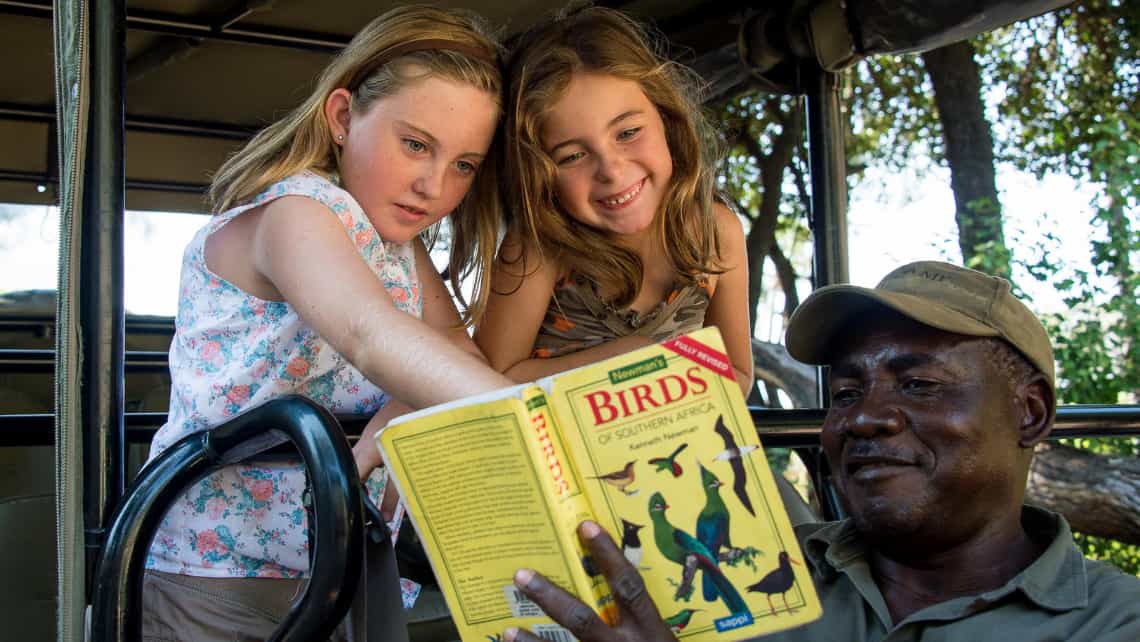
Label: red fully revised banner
xmin=662 ymin=333 xmax=734 ymax=380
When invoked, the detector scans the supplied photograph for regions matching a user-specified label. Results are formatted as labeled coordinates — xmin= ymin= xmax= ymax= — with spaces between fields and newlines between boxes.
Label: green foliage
xmin=714 ymin=90 xmax=811 ymax=233
xmin=998 ymin=0 xmax=1139 ymax=406
xmin=987 ymin=0 xmax=1140 ymax=178
xmin=844 ymin=53 xmax=940 ymax=172
xmin=765 ymin=447 xmax=791 ymax=476
xmin=712 ymin=0 xmax=1140 ymax=575
xmin=983 ymin=0 xmax=1140 ymax=575
xmin=1073 ymin=532 xmax=1140 ymax=577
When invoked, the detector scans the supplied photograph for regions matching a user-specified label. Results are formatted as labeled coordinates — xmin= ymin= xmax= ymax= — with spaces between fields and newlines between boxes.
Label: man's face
xmin=821 ymin=317 xmax=1027 ymax=550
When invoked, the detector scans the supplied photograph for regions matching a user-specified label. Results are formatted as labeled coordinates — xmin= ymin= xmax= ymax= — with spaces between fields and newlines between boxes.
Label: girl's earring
xmin=336 ymin=134 xmax=345 ymax=143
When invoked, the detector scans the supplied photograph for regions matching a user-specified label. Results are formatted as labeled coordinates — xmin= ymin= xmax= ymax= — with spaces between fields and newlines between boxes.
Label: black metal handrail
xmin=0 ymin=314 xmax=175 ymax=334
xmin=4 ymin=405 xmax=1138 ymax=449
xmin=0 ymin=348 xmax=170 ymax=373
xmin=89 ymin=395 xmax=363 ymax=642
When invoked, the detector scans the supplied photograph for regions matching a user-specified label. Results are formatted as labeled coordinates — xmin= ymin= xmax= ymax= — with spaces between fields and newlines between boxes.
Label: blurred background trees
xmin=716 ymin=0 xmax=1139 ymax=572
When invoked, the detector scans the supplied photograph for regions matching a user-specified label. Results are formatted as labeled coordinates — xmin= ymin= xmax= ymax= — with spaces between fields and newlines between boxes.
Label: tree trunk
xmin=922 ymin=41 xmax=1011 ymax=276
xmin=1028 ymin=442 xmax=1140 ymax=545
xmin=751 ymin=339 xmax=816 ymax=409
xmin=738 ymin=100 xmax=803 ymax=335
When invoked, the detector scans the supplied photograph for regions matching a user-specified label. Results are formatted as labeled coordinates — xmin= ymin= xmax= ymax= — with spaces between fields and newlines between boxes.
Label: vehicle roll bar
xmin=88 ymin=395 xmax=363 ymax=642
xmin=5 ymin=405 xmax=1137 ymax=449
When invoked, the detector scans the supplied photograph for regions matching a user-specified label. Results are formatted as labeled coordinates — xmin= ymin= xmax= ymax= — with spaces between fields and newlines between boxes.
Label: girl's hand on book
xmin=353 ymin=400 xmax=412 ymax=481
xmin=505 ymin=521 xmax=679 ymax=642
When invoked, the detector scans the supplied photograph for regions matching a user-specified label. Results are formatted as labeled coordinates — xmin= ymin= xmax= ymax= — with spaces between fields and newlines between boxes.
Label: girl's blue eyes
xmin=555 ymin=127 xmax=643 ymax=166
xmin=557 ymin=151 xmax=586 ymax=165
xmin=403 ymin=138 xmax=478 ymax=175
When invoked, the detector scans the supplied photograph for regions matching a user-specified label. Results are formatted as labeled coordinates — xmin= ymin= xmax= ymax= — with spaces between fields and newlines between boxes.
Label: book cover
xmin=378 ymin=327 xmax=821 ymax=641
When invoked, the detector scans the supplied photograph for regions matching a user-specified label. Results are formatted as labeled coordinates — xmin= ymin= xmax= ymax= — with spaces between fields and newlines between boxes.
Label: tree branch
xmin=1027 ymin=442 xmax=1140 ymax=546
xmin=768 ymin=243 xmax=799 ymax=320
xmin=750 ymin=339 xmax=816 ymax=409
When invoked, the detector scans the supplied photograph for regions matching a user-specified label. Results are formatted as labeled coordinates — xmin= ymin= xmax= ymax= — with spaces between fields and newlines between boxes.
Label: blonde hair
xmin=209 ymin=5 xmax=503 ymax=324
xmin=502 ymin=5 xmax=723 ymax=307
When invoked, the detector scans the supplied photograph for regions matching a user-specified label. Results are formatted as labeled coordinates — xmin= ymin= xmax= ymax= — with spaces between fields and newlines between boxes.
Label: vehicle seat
xmin=0 ymin=493 xmax=56 ymax=640
xmin=776 ymin=473 xmax=818 ymax=526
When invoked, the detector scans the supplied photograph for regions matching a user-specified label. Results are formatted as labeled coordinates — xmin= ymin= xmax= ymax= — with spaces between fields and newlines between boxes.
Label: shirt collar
xmin=800 ymin=506 xmax=1089 ymax=616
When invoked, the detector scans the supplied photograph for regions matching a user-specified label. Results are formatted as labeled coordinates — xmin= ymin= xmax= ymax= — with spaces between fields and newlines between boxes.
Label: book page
xmin=380 ymin=402 xmax=578 ymax=640
xmin=387 ymin=382 xmax=531 ymax=426
xmin=548 ymin=327 xmax=822 ymax=641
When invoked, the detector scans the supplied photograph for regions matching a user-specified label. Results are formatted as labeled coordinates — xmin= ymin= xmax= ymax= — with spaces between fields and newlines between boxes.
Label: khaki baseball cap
xmin=785 ymin=260 xmax=1055 ymax=385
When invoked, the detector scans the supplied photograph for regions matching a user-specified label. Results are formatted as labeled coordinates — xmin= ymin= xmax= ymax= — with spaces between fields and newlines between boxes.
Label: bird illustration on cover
xmin=747 ymin=551 xmax=802 ymax=615
xmin=696 ymin=463 xmax=731 ymax=563
xmin=620 ymin=519 xmax=645 ymax=567
xmin=649 ymin=442 xmax=689 ymax=478
xmin=713 ymin=415 xmax=756 ymax=516
xmin=589 ymin=460 xmax=638 ymax=495
xmin=696 ymin=463 xmax=763 ymax=603
xmin=664 ymin=608 xmax=702 ymax=634
xmin=648 ymin=491 xmax=747 ymax=614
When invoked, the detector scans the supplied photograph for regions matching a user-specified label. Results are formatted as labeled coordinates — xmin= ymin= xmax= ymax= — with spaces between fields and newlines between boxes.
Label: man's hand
xmin=505 ymin=521 xmax=678 ymax=642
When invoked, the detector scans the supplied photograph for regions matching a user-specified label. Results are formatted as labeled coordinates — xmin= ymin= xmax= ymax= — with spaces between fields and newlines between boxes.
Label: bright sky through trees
xmin=0 ymin=162 xmax=1102 ymax=322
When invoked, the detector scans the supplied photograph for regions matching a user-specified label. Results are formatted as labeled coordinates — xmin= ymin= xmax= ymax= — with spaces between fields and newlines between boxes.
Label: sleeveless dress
xmin=145 ymin=171 xmax=420 ymax=605
xmin=531 ymin=272 xmax=713 ymax=358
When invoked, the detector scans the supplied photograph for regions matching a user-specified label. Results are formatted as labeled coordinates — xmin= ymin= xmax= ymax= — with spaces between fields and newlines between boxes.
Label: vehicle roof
xmin=0 ymin=0 xmax=748 ymax=213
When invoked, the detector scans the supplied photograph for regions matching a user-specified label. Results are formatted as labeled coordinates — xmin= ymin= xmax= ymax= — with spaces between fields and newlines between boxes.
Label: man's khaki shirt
xmin=758 ymin=506 xmax=1140 ymax=641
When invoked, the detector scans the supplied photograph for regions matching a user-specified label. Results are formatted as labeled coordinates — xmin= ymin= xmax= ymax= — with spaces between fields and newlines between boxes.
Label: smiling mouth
xmin=845 ymin=456 xmax=916 ymax=479
xmin=596 ymin=178 xmax=645 ymax=209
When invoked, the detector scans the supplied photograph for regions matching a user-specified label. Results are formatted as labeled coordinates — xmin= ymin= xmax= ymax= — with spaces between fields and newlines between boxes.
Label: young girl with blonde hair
xmin=143 ymin=6 xmax=515 ymax=639
xmin=476 ymin=6 xmax=754 ymax=395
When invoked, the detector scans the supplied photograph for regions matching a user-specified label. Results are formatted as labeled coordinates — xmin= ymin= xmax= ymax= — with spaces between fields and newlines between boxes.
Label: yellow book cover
xmin=378 ymin=327 xmax=821 ymax=641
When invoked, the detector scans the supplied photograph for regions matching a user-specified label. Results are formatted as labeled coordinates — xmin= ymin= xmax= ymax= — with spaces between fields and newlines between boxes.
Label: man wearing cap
xmin=503 ymin=260 xmax=1140 ymax=642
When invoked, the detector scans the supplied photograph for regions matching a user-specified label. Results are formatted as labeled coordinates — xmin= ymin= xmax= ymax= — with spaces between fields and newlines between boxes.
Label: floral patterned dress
xmin=146 ymin=171 xmax=420 ymax=606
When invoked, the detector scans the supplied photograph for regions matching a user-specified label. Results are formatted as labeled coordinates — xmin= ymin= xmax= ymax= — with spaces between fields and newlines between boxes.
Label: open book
xmin=377 ymin=327 xmax=821 ymax=641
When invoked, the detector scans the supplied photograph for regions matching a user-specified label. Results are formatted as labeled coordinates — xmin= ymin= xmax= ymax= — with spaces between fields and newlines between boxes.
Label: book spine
xmin=521 ymin=386 xmax=617 ymax=625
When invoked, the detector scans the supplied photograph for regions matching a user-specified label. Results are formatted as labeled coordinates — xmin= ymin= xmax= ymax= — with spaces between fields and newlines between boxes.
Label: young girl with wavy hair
xmin=476 ymin=6 xmax=754 ymax=395
xmin=143 ymin=6 xmax=515 ymax=639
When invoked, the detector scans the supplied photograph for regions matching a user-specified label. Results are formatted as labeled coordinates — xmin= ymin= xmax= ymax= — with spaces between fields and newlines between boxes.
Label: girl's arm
xmin=703 ymin=203 xmax=755 ymax=397
xmin=251 ymin=196 xmax=513 ymax=407
xmin=413 ymin=237 xmax=487 ymax=362
xmin=474 ymin=232 xmax=653 ymax=382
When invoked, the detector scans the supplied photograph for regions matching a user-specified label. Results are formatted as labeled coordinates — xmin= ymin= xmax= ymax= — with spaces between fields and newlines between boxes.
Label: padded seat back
xmin=0 ymin=493 xmax=56 ymax=640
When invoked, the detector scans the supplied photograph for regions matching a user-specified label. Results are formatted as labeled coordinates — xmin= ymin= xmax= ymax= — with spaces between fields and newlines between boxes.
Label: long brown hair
xmin=209 ymin=6 xmax=503 ymax=324
xmin=502 ymin=5 xmax=723 ymax=307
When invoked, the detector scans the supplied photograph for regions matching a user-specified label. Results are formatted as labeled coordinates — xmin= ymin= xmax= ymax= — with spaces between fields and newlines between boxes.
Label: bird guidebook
xmin=377 ymin=327 xmax=821 ymax=641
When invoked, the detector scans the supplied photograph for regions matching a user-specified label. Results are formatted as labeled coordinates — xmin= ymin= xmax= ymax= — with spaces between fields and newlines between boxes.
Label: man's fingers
xmin=577 ymin=521 xmax=665 ymax=626
xmin=513 ymin=569 xmax=612 ymax=642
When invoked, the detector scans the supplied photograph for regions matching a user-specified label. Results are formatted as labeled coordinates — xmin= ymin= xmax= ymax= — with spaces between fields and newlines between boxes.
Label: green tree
xmin=984 ymin=0 xmax=1140 ymax=572
xmin=847 ymin=0 xmax=1140 ymax=567
xmin=711 ymin=0 xmax=1140 ymax=573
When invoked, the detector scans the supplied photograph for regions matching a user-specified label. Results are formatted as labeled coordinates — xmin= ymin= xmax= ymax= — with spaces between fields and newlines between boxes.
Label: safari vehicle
xmin=0 ymin=0 xmax=1137 ymax=640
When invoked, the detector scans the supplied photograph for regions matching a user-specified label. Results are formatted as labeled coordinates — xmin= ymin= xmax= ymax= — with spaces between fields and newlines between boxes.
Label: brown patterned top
xmin=531 ymin=273 xmax=713 ymax=358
